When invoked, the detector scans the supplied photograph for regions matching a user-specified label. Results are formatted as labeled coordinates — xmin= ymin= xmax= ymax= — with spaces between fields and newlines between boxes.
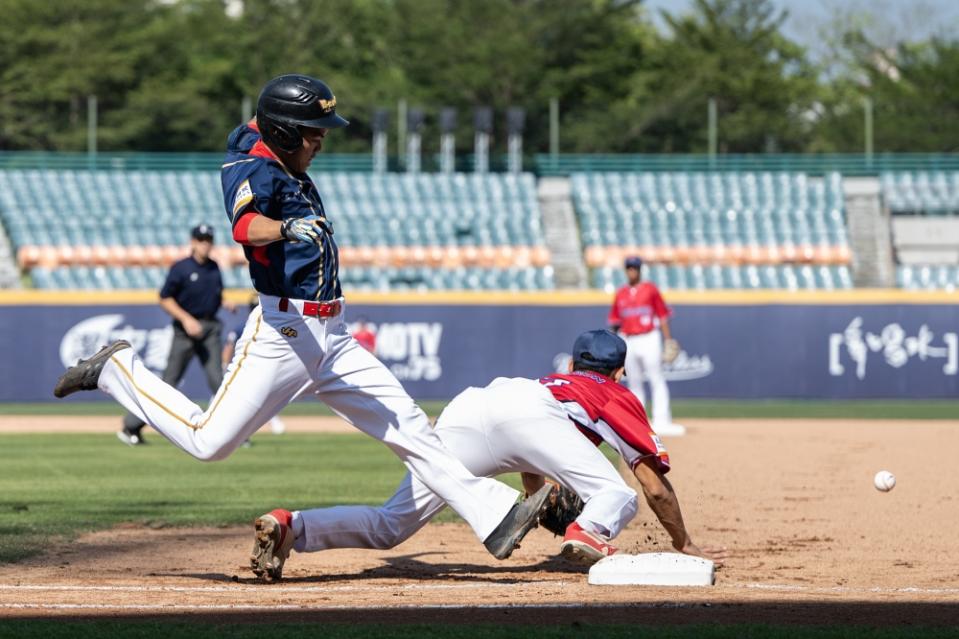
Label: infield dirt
xmin=1 ymin=417 xmax=957 ymax=625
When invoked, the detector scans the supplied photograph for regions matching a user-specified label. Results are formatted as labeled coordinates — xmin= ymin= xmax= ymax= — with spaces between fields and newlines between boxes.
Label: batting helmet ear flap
xmin=257 ymin=112 xmax=302 ymax=153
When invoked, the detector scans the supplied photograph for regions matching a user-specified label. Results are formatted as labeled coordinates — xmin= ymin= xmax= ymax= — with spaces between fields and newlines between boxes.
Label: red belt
xmin=278 ymin=298 xmax=342 ymax=318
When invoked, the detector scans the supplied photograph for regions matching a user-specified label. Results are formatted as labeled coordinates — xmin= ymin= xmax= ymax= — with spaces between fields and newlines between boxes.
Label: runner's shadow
xmin=166 ymin=551 xmax=588 ymax=585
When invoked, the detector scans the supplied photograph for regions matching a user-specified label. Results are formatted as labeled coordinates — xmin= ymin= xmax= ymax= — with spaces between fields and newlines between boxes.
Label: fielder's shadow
xmin=163 ymin=551 xmax=588 ymax=585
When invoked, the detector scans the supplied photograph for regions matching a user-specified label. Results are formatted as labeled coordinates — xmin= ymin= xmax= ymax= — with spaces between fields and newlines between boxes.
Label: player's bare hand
xmin=183 ymin=317 xmax=203 ymax=338
xmin=676 ymin=540 xmax=729 ymax=566
xmin=280 ymin=215 xmax=330 ymax=244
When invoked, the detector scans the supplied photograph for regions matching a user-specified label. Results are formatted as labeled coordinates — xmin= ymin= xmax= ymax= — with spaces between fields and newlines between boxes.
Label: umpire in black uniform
xmin=118 ymin=224 xmax=230 ymax=445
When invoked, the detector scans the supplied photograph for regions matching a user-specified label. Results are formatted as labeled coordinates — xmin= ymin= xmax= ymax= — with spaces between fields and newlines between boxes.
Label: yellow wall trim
xmin=2 ymin=288 xmax=959 ymax=306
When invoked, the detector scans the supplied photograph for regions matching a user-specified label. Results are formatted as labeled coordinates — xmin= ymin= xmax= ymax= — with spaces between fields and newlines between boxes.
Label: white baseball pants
xmin=623 ymin=330 xmax=672 ymax=429
xmin=96 ymin=295 xmax=519 ymax=541
xmin=294 ymin=377 xmax=638 ymax=553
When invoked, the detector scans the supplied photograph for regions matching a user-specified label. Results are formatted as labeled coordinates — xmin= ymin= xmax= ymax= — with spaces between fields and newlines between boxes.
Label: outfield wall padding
xmin=4 ymin=298 xmax=958 ymax=401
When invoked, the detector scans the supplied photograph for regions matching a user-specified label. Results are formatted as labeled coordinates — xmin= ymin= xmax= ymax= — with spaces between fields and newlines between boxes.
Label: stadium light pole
xmin=549 ymin=98 xmax=559 ymax=159
xmin=507 ymin=107 xmax=525 ymax=174
xmin=707 ymin=97 xmax=717 ymax=166
xmin=406 ymin=108 xmax=424 ymax=174
xmin=474 ymin=107 xmax=493 ymax=174
xmin=397 ymin=99 xmax=407 ymax=169
xmin=863 ymin=97 xmax=874 ymax=168
xmin=440 ymin=108 xmax=457 ymax=174
xmin=372 ymin=108 xmax=389 ymax=174
xmin=87 ymin=95 xmax=97 ymax=160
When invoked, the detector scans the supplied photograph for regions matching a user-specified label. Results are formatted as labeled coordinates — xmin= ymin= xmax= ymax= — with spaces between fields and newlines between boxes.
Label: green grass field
xmin=0 ymin=432 xmax=460 ymax=563
xmin=6 ymin=399 xmax=959 ymax=419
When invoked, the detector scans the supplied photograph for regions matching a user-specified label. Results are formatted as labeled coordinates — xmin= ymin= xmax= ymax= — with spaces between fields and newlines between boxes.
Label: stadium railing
xmin=6 ymin=152 xmax=959 ymax=177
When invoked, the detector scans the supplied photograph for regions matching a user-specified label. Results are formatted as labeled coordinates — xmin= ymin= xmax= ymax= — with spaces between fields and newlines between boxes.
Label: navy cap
xmin=624 ymin=255 xmax=643 ymax=269
xmin=191 ymin=224 xmax=214 ymax=241
xmin=572 ymin=329 xmax=627 ymax=370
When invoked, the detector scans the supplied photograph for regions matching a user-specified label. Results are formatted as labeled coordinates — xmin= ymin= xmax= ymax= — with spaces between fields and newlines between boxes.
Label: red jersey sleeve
xmin=541 ymin=371 xmax=670 ymax=473
xmin=649 ymin=284 xmax=671 ymax=319
xmin=600 ymin=388 xmax=671 ymax=472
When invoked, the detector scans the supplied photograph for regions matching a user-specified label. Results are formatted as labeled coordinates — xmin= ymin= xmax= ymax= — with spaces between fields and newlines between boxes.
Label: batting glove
xmin=280 ymin=215 xmax=332 ymax=244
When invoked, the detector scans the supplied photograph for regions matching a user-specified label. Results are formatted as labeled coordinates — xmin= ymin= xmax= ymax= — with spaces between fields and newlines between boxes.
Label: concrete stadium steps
xmin=844 ymin=178 xmax=895 ymax=287
xmin=537 ymin=177 xmax=587 ymax=288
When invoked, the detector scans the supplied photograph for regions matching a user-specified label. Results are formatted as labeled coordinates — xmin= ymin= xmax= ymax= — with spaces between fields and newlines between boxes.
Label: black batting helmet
xmin=256 ymin=74 xmax=349 ymax=153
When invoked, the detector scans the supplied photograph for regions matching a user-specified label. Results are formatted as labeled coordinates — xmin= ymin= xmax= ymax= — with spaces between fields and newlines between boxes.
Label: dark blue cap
xmin=572 ymin=329 xmax=627 ymax=370
xmin=624 ymin=255 xmax=643 ymax=269
xmin=191 ymin=224 xmax=214 ymax=241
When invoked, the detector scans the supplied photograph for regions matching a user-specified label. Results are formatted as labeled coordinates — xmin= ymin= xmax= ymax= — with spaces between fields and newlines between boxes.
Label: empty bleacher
xmin=573 ymin=171 xmax=853 ymax=290
xmin=897 ymin=264 xmax=959 ymax=291
xmin=12 ymin=164 xmax=959 ymax=293
xmin=882 ymin=172 xmax=959 ymax=290
xmin=881 ymin=171 xmax=959 ymax=216
xmin=593 ymin=263 xmax=852 ymax=292
xmin=0 ymin=169 xmax=553 ymax=291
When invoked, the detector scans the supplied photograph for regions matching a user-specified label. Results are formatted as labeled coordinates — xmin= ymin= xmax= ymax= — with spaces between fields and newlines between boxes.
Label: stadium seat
xmin=0 ymin=169 xmax=552 ymax=291
xmin=570 ymin=171 xmax=852 ymax=288
xmin=882 ymin=171 xmax=959 ymax=215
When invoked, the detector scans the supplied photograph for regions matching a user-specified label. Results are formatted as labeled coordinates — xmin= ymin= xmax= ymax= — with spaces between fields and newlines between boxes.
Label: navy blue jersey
xmin=220 ymin=121 xmax=341 ymax=301
xmin=160 ymin=256 xmax=223 ymax=322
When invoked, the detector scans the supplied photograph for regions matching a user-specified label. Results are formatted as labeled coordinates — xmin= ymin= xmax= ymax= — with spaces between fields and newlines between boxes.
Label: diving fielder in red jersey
xmin=255 ymin=329 xmax=727 ymax=568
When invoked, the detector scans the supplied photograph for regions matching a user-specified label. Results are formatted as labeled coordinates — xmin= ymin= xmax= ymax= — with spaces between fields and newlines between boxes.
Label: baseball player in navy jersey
xmin=263 ymin=330 xmax=727 ymax=568
xmin=609 ymin=256 xmax=685 ymax=437
xmin=53 ymin=74 xmax=551 ymax=580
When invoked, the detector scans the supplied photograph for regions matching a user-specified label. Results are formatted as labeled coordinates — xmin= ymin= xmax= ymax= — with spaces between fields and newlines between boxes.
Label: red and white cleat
xmin=250 ymin=508 xmax=294 ymax=581
xmin=560 ymin=521 xmax=618 ymax=565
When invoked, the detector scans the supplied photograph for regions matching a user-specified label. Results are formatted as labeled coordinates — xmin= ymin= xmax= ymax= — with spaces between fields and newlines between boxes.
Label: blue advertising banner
xmin=3 ymin=300 xmax=958 ymax=402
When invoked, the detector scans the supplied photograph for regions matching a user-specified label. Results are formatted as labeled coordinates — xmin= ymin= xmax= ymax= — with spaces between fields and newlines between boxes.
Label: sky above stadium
xmin=645 ymin=0 xmax=959 ymax=56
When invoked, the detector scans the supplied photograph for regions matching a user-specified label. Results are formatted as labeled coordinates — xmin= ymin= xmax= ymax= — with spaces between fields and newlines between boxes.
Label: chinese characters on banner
xmin=829 ymin=317 xmax=959 ymax=380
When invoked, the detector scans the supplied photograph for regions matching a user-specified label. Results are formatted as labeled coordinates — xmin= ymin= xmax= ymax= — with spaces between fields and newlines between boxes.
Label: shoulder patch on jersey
xmin=650 ymin=432 xmax=667 ymax=454
xmin=232 ymin=179 xmax=254 ymax=221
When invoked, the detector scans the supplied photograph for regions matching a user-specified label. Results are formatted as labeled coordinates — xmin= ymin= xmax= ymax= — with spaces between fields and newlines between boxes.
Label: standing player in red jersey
xmin=251 ymin=329 xmax=727 ymax=569
xmin=609 ymin=256 xmax=685 ymax=437
xmin=351 ymin=316 xmax=376 ymax=354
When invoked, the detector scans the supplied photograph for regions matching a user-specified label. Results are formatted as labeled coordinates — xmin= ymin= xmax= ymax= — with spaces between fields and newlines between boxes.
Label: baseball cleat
xmin=116 ymin=429 xmax=147 ymax=446
xmin=53 ymin=340 xmax=131 ymax=398
xmin=483 ymin=483 xmax=552 ymax=560
xmin=250 ymin=508 xmax=295 ymax=582
xmin=560 ymin=521 xmax=618 ymax=565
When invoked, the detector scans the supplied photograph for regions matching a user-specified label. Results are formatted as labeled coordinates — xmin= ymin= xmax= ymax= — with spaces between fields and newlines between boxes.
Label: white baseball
xmin=874 ymin=470 xmax=896 ymax=492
